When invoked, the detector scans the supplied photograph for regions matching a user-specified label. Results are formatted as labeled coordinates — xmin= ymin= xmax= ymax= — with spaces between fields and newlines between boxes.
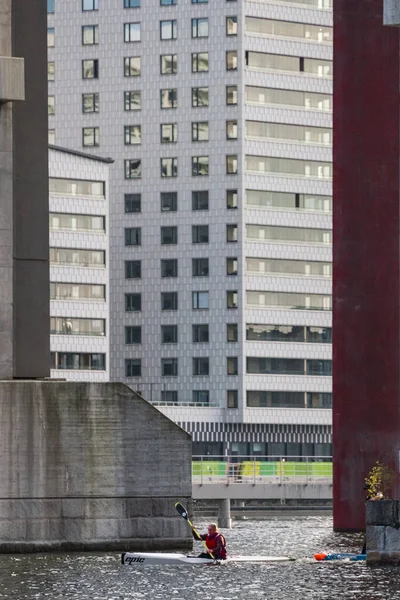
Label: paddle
xmin=175 ymin=501 xmax=214 ymax=559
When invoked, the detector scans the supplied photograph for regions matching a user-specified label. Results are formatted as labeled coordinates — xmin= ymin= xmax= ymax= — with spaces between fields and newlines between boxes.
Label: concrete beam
xmin=384 ymin=0 xmax=400 ymax=25
xmin=193 ymin=483 xmax=333 ymax=501
xmin=0 ymin=57 xmax=24 ymax=102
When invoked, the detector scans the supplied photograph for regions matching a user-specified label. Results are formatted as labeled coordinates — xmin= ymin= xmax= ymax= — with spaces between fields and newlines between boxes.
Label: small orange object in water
xmin=314 ymin=553 xmax=327 ymax=561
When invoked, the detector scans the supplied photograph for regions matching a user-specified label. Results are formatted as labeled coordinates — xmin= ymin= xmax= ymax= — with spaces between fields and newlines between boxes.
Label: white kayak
xmin=121 ymin=552 xmax=295 ymax=566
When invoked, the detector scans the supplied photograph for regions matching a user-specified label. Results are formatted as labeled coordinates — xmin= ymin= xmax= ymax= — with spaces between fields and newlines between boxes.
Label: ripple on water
xmin=0 ymin=516 xmax=399 ymax=600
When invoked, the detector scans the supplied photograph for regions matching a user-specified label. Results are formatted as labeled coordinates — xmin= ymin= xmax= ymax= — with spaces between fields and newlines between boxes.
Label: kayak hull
xmin=314 ymin=552 xmax=366 ymax=562
xmin=122 ymin=552 xmax=294 ymax=566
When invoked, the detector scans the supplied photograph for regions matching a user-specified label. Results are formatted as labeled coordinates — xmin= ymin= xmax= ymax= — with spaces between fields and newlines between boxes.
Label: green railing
xmin=192 ymin=456 xmax=332 ymax=484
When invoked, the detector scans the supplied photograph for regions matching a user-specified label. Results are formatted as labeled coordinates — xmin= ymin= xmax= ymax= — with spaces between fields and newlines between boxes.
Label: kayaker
xmin=192 ymin=523 xmax=227 ymax=560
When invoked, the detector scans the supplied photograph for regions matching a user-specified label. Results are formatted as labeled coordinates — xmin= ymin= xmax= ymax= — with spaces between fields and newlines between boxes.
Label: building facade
xmin=48 ymin=0 xmax=332 ymax=457
xmin=49 ymin=146 xmax=111 ymax=381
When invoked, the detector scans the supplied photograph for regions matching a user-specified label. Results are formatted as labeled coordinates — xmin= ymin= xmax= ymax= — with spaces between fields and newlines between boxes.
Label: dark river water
xmin=1 ymin=515 xmax=400 ymax=600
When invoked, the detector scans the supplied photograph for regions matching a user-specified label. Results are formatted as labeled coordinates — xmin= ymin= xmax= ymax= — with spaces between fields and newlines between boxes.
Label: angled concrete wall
xmin=0 ymin=381 xmax=192 ymax=552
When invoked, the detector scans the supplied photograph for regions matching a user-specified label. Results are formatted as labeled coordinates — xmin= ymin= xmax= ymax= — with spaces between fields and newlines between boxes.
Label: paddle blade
xmin=175 ymin=502 xmax=189 ymax=521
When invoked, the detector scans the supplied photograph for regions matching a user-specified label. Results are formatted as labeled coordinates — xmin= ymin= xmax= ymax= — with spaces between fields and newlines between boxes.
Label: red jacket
xmin=200 ymin=532 xmax=227 ymax=559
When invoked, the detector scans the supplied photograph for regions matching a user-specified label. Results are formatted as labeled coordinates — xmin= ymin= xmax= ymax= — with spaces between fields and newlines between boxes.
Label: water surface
xmin=1 ymin=515 xmax=399 ymax=600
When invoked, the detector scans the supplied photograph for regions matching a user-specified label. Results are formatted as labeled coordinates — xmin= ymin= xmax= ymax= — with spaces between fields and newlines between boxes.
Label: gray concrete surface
xmin=384 ymin=0 xmax=400 ymax=25
xmin=366 ymin=500 xmax=400 ymax=564
xmin=0 ymin=381 xmax=192 ymax=552
xmin=193 ymin=482 xmax=333 ymax=501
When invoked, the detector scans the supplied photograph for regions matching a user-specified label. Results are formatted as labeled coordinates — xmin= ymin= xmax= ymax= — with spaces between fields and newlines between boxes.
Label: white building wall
xmin=49 ymin=147 xmax=111 ymax=381
xmin=48 ymin=0 xmax=333 ymax=453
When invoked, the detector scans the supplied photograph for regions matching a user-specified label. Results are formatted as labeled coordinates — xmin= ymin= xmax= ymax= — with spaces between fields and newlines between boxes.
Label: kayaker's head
xmin=208 ymin=523 xmax=218 ymax=535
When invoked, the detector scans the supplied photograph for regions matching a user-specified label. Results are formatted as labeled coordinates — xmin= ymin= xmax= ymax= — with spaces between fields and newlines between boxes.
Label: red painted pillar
xmin=333 ymin=0 xmax=400 ymax=531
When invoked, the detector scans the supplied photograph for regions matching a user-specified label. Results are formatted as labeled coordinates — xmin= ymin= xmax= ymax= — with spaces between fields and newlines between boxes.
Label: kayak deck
xmin=122 ymin=552 xmax=294 ymax=566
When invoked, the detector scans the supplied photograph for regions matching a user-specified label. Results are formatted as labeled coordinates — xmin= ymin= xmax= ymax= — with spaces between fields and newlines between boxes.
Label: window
xmin=192 ymin=225 xmax=209 ymax=244
xmin=161 ymin=391 xmax=178 ymax=403
xmin=125 ymin=260 xmax=141 ymax=278
xmin=161 ymin=20 xmax=177 ymax=40
xmin=227 ymin=224 xmax=238 ymax=241
xmin=82 ymin=25 xmax=98 ymax=45
xmin=227 ymin=390 xmax=238 ymax=408
xmin=51 ymin=353 xmax=106 ymax=371
xmin=226 ymin=120 xmax=238 ymax=140
xmin=124 ymin=90 xmax=141 ymax=110
xmin=125 ymin=0 xmax=141 ymax=6
xmin=125 ymin=293 xmax=141 ymax=312
xmin=48 ymin=27 xmax=55 ymax=47
xmin=227 ymin=356 xmax=238 ymax=375
xmin=124 ymin=56 xmax=141 ymax=76
xmin=50 ymin=248 xmax=105 ymax=267
xmin=161 ymin=0 xmax=177 ymax=4
xmin=82 ymin=59 xmax=99 ymax=79
xmin=48 ymin=62 xmax=55 ymax=81
xmin=227 ymin=323 xmax=238 ymax=342
xmin=227 ymin=290 xmax=238 ymax=308
xmin=50 ymin=282 xmax=105 ymax=301
xmin=161 ymin=54 xmax=178 ymax=74
xmin=192 ymin=0 xmax=207 ymax=4
xmin=306 ymin=359 xmax=332 ymax=376
xmin=125 ymin=193 xmax=141 ymax=213
xmin=48 ymin=130 xmax=55 ymax=145
xmin=227 ymin=155 xmax=238 ymax=174
xmin=161 ymin=226 xmax=178 ymax=244
xmin=125 ymin=326 xmax=141 ymax=344
xmin=162 ymin=325 xmax=178 ymax=343
xmin=49 ymin=178 xmax=105 ymax=197
xmin=226 ymin=16 xmax=238 ymax=35
xmin=192 ymin=18 xmax=208 ymax=38
xmin=192 ymin=190 xmax=209 ymax=210
xmin=192 ymin=87 xmax=209 ymax=107
xmin=161 ymin=192 xmax=177 ymax=212
xmin=161 ymin=259 xmax=178 ymax=277
xmin=227 ymin=189 xmax=238 ymax=209
xmin=192 ymin=122 xmax=209 ymax=142
xmin=193 ymin=390 xmax=209 ymax=404
xmin=125 ymin=227 xmax=141 ymax=246
xmin=50 ymin=317 xmax=105 ymax=336
xmin=193 ymin=357 xmax=209 ymax=376
xmin=124 ymin=159 xmax=141 ymax=179
xmin=192 ymin=52 xmax=209 ymax=72
xmin=125 ymin=359 xmax=141 ymax=377
xmin=246 ymin=290 xmax=332 ymax=311
xmin=226 ymin=85 xmax=238 ymax=105
xmin=192 ymin=156 xmax=209 ymax=176
xmin=161 ymin=88 xmax=178 ymax=108
xmin=161 ymin=123 xmax=178 ymax=143
xmin=82 ymin=127 xmax=99 ymax=147
xmin=162 ymin=358 xmax=178 ymax=376
xmin=48 ymin=96 xmax=55 ymax=115
xmin=124 ymin=125 xmax=141 ymax=144
xmin=124 ymin=22 xmax=141 ymax=42
xmin=161 ymin=157 xmax=178 ymax=177
xmin=226 ymin=51 xmax=237 ymax=70
xmin=82 ymin=93 xmax=99 ymax=113
xmin=227 ymin=257 xmax=238 ymax=275
xmin=192 ymin=324 xmax=209 ymax=343
xmin=246 ymin=190 xmax=332 ymax=213
xmin=192 ymin=291 xmax=209 ymax=309
xmin=48 ymin=0 xmax=55 ymax=13
xmin=246 ymin=223 xmax=332 ymax=244
xmin=83 ymin=0 xmax=98 ymax=9
xmin=192 ymin=258 xmax=209 ymax=277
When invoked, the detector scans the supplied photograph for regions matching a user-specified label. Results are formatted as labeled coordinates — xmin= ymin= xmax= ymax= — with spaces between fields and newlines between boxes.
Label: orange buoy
xmin=314 ymin=553 xmax=327 ymax=561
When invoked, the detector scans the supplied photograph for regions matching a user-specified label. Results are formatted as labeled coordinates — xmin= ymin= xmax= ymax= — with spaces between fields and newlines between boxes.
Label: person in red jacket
xmin=192 ymin=523 xmax=227 ymax=560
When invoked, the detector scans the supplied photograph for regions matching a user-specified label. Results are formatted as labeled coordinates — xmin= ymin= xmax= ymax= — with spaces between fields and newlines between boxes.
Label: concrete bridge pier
xmin=218 ymin=498 xmax=232 ymax=529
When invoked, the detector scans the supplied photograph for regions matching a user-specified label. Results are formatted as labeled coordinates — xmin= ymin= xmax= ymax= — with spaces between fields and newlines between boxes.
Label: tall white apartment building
xmin=47 ymin=0 xmax=332 ymax=457
xmin=49 ymin=145 xmax=111 ymax=381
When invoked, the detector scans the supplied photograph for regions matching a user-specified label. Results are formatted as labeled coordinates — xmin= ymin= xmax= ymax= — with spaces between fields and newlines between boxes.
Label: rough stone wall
xmin=0 ymin=381 xmax=192 ymax=552
xmin=384 ymin=0 xmax=400 ymax=25
xmin=366 ymin=500 xmax=400 ymax=564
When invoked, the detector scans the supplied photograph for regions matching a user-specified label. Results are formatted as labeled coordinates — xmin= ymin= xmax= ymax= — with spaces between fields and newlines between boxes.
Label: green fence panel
xmin=192 ymin=461 xmax=227 ymax=476
xmin=259 ymin=462 xmax=278 ymax=476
